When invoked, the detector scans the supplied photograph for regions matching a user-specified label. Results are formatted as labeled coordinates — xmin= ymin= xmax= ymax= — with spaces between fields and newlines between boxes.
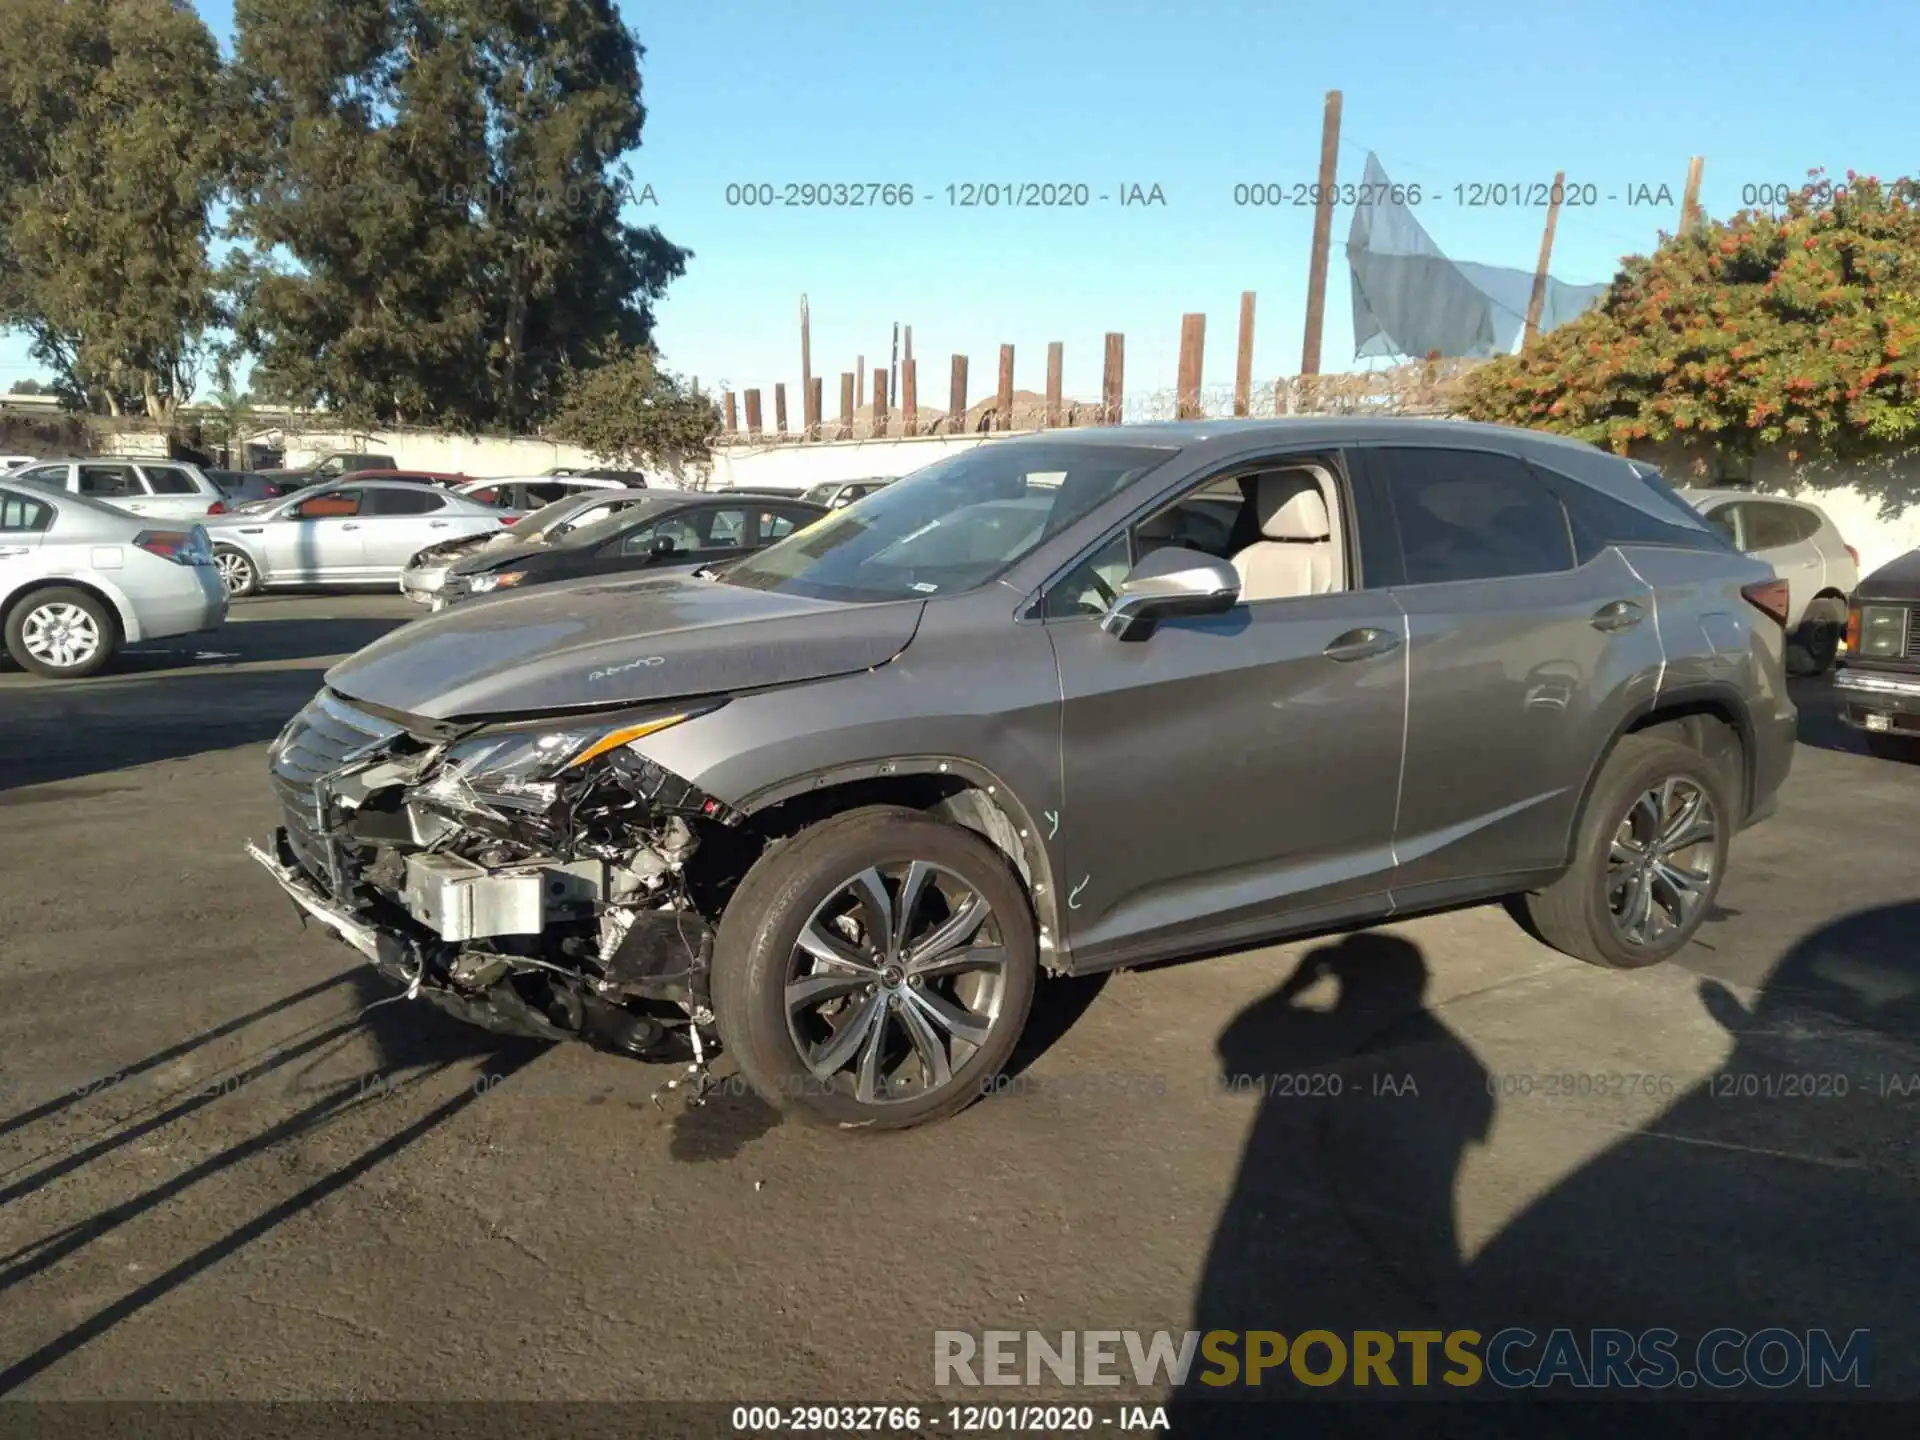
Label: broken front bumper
xmin=245 ymin=830 xmax=581 ymax=1041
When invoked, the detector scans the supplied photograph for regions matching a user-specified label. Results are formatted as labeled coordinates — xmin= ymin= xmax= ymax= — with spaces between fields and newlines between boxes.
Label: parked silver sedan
xmin=203 ymin=479 xmax=513 ymax=596
xmin=399 ymin=486 xmax=654 ymax=607
xmin=1 ymin=478 xmax=226 ymax=678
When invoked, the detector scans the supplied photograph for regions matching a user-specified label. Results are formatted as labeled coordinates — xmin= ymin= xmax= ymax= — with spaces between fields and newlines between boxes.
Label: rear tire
xmin=711 ymin=805 xmax=1038 ymax=1131
xmin=4 ymin=586 xmax=119 ymax=679
xmin=214 ymin=545 xmax=259 ymax=597
xmin=1518 ymin=736 xmax=1734 ymax=969
xmin=1788 ymin=598 xmax=1846 ymax=675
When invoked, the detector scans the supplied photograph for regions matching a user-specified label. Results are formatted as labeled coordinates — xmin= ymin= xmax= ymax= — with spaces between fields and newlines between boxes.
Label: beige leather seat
xmin=1231 ymin=472 xmax=1336 ymax=601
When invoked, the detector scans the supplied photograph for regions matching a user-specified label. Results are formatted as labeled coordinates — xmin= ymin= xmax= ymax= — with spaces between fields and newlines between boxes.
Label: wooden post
xmin=1102 ymin=332 xmax=1125 ymax=425
xmin=774 ymin=382 xmax=789 ymax=438
xmin=903 ymin=325 xmax=912 ymax=377
xmin=1234 ymin=291 xmax=1256 ymax=416
xmin=743 ymin=388 xmax=763 ymax=438
xmin=903 ymin=358 xmax=917 ymax=433
xmin=872 ymin=368 xmax=889 ymax=437
xmin=1177 ymin=312 xmax=1206 ymax=419
xmin=800 ymin=295 xmax=813 ymax=436
xmin=889 ymin=323 xmax=899 ymax=417
xmin=856 ymin=356 xmax=865 ymax=411
xmin=1681 ymin=155 xmax=1705 ymax=234
xmin=723 ymin=391 xmax=738 ymax=436
xmin=808 ymin=377 xmax=823 ymax=441
xmin=997 ymin=344 xmax=1014 ymax=431
xmin=1522 ymin=170 xmax=1567 ymax=348
xmin=1045 ymin=342 xmax=1063 ymax=427
xmin=1300 ymin=89 xmax=1343 ymax=376
xmin=949 ymin=355 xmax=968 ymax=434
xmin=839 ymin=373 xmax=854 ymax=438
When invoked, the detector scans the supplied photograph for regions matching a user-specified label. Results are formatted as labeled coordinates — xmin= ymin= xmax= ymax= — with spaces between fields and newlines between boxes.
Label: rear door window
xmin=0 ymin=488 xmax=54 ymax=531
xmin=138 ymin=464 xmax=201 ymax=495
xmin=78 ymin=464 xmax=142 ymax=499
xmin=1740 ymin=501 xmax=1820 ymax=549
xmin=365 ymin=487 xmax=446 ymax=516
xmin=1368 ymin=447 xmax=1575 ymax=585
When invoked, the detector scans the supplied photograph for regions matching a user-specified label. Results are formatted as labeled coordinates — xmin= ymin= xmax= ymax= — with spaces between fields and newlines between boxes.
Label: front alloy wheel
xmin=214 ymin=547 xmax=258 ymax=597
xmin=712 ymin=805 xmax=1038 ymax=1129
xmin=786 ymin=861 xmax=1010 ymax=1105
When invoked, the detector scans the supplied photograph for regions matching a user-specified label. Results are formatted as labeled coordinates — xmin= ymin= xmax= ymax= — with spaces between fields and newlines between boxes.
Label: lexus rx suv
xmin=247 ymin=420 xmax=1796 ymax=1130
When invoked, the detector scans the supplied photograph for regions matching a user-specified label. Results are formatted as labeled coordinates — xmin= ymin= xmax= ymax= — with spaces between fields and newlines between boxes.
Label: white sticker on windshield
xmin=910 ymin=581 xmax=939 ymax=593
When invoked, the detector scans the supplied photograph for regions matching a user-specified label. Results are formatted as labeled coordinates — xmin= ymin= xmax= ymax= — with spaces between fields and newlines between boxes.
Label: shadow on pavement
xmin=1173 ymin=904 xmax=1920 ymax=1433
xmin=0 ymin=968 xmax=547 ymax=1393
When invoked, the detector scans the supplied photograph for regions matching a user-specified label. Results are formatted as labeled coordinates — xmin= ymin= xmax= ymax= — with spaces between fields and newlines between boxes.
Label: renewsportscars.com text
xmin=934 ymin=1327 xmax=1873 ymax=1390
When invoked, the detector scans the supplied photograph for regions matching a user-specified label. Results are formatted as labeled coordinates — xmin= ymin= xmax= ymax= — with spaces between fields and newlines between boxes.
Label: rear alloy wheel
xmin=4 ymin=587 xmax=118 ymax=679
xmin=1518 ymin=736 xmax=1733 ymax=969
xmin=712 ymin=806 xmax=1037 ymax=1130
xmin=213 ymin=546 xmax=259 ymax=597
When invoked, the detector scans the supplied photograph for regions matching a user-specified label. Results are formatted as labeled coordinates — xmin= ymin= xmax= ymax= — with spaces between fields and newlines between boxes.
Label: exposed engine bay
xmin=249 ymin=688 xmax=759 ymax=1065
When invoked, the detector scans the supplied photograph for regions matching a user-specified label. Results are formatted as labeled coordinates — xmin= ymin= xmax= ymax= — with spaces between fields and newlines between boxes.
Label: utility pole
xmin=800 ymin=296 xmax=813 ymax=437
xmin=1680 ymin=156 xmax=1705 ymax=235
xmin=1522 ymin=170 xmax=1567 ymax=348
xmin=1300 ymin=89 xmax=1343 ymax=377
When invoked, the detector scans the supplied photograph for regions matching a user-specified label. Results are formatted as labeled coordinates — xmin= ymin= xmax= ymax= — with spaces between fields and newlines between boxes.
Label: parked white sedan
xmin=1680 ymin=488 xmax=1859 ymax=671
xmin=0 ymin=479 xmax=227 ymax=678
xmin=202 ymin=479 xmax=514 ymax=596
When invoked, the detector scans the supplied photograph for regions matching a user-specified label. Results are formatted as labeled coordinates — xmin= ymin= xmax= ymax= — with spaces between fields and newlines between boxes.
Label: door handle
xmin=1591 ymin=600 xmax=1644 ymax=633
xmin=1323 ymin=626 xmax=1401 ymax=662
xmin=0 ymin=545 xmax=27 ymax=557
xmin=341 ymin=523 xmax=361 ymax=531
xmin=429 ymin=521 xmax=450 ymax=528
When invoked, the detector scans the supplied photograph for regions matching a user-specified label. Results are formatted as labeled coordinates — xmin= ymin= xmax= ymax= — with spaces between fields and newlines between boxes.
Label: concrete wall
xmin=707 ymin=433 xmax=1000 ymax=491
xmin=1634 ymin=439 xmax=1920 ymax=579
xmin=248 ymin=429 xmax=711 ymax=485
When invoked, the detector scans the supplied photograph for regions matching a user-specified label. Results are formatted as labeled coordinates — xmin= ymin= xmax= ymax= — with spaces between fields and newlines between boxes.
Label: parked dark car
xmin=249 ymin=419 xmax=1795 ymax=1132
xmin=258 ymin=451 xmax=399 ymax=490
xmin=1832 ymin=548 xmax=1920 ymax=760
xmin=545 ymin=467 xmax=650 ymax=485
xmin=441 ymin=491 xmax=826 ymax=601
xmin=207 ymin=469 xmax=286 ymax=504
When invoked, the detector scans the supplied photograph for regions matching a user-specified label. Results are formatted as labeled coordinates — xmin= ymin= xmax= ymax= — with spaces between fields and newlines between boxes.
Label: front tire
xmin=1518 ymin=736 xmax=1733 ymax=969
xmin=711 ymin=805 xmax=1038 ymax=1131
xmin=1788 ymin=597 xmax=1846 ymax=675
xmin=4 ymin=586 xmax=119 ymax=679
xmin=214 ymin=545 xmax=259 ymax=597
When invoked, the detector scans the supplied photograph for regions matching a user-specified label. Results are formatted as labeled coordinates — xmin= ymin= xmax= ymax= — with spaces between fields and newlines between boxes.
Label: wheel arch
xmin=1565 ymin=683 xmax=1756 ymax=865
xmin=730 ymin=758 xmax=1069 ymax=973
xmin=1 ymin=574 xmax=137 ymax=643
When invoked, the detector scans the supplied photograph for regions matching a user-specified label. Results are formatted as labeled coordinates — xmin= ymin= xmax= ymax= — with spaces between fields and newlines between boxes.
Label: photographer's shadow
xmin=1182 ymin=933 xmax=1491 ymax=1392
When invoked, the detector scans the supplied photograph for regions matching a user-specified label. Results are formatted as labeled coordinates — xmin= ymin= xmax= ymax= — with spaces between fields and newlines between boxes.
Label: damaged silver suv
xmin=250 ymin=420 xmax=1797 ymax=1130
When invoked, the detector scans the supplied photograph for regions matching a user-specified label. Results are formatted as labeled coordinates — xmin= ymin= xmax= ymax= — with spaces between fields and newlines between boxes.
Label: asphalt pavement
xmin=1 ymin=593 xmax=1917 ymax=1420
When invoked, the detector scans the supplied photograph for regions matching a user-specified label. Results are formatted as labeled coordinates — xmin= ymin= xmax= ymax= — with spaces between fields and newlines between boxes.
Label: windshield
xmin=719 ymin=442 xmax=1176 ymax=602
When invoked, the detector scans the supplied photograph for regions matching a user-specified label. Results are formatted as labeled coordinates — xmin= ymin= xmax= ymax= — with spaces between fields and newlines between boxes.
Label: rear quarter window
xmin=1530 ymin=462 xmax=1736 ymax=562
xmin=138 ymin=464 xmax=201 ymax=495
xmin=0 ymin=489 xmax=54 ymax=531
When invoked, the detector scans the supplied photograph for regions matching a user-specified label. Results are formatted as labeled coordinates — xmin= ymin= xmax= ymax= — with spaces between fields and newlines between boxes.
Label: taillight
xmin=1845 ymin=543 xmax=1860 ymax=567
xmin=1843 ymin=605 xmax=1860 ymax=652
xmin=207 ymin=499 xmax=227 ymax=516
xmin=1741 ymin=578 xmax=1791 ymax=627
xmin=134 ymin=530 xmax=195 ymax=564
xmin=499 ymin=515 xmax=515 ymax=525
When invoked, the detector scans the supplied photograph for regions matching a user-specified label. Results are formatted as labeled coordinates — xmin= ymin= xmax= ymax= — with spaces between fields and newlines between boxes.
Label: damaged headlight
xmin=466 ymin=570 xmax=527 ymax=593
xmin=415 ymin=709 xmax=714 ymax=820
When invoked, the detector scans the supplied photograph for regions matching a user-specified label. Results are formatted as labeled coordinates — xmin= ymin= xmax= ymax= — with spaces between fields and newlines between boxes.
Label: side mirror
xmin=650 ymin=534 xmax=680 ymax=556
xmin=1101 ymin=546 xmax=1240 ymax=639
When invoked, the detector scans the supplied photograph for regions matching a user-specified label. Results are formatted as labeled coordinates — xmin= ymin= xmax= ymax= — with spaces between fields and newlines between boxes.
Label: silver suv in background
xmin=1680 ymin=489 xmax=1858 ymax=671
xmin=10 ymin=457 xmax=230 ymax=523
xmin=249 ymin=420 xmax=1795 ymax=1132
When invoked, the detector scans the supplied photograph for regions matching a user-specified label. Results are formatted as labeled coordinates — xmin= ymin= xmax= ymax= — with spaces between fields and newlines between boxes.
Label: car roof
xmin=1677 ymin=486 xmax=1824 ymax=510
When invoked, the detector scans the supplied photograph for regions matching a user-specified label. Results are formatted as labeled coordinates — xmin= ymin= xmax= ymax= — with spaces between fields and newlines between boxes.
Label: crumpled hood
xmin=450 ymin=537 xmax=551 ymax=574
xmin=325 ymin=572 xmax=925 ymax=721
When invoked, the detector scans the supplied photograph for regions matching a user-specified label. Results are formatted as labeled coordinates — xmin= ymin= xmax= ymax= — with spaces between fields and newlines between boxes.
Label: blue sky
xmin=4 ymin=0 xmax=1912 ymax=409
